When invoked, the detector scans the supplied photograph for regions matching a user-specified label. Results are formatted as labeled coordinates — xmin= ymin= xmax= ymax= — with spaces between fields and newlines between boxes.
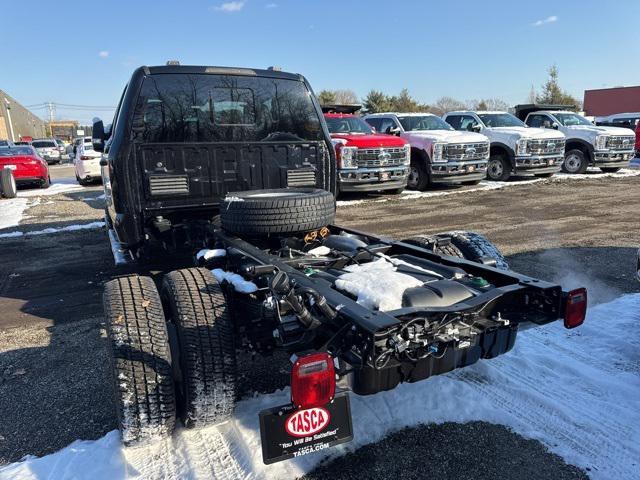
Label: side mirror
xmin=370 ymin=126 xmax=376 ymax=133
xmin=551 ymin=122 xmax=559 ymax=130
xmin=471 ymin=124 xmax=481 ymax=133
xmin=92 ymin=118 xmax=105 ymax=152
xmin=389 ymin=126 xmax=401 ymax=136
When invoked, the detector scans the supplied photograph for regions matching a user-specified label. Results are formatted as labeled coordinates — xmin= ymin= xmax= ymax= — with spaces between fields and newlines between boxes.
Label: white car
xmin=73 ymin=137 xmax=102 ymax=185
xmin=523 ymin=110 xmax=635 ymax=173
xmin=31 ymin=139 xmax=62 ymax=164
xmin=364 ymin=112 xmax=489 ymax=189
xmin=443 ymin=111 xmax=566 ymax=181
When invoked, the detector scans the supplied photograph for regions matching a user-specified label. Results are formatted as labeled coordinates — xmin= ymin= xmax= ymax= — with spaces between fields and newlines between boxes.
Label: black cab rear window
xmin=132 ymin=74 xmax=323 ymax=142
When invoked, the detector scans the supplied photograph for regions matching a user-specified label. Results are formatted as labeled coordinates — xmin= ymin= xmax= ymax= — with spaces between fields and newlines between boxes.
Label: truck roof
xmin=445 ymin=111 xmax=509 ymax=115
xmin=365 ymin=112 xmax=437 ymax=117
xmin=323 ymin=113 xmax=357 ymax=118
xmin=139 ymin=64 xmax=304 ymax=82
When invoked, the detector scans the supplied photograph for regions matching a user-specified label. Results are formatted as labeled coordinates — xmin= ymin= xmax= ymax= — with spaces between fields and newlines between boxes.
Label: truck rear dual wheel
xmin=103 ymin=269 xmax=237 ymax=444
xmin=403 ymin=231 xmax=509 ymax=270
xmin=1 ymin=169 xmax=17 ymax=199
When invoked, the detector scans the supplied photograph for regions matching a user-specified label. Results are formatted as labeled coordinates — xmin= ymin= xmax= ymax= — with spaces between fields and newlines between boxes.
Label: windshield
xmin=325 ymin=116 xmax=373 ymax=134
xmin=553 ymin=113 xmax=593 ymax=126
xmin=133 ymin=74 xmax=323 ymax=142
xmin=0 ymin=141 xmax=10 ymax=147
xmin=398 ymin=115 xmax=453 ymax=131
xmin=0 ymin=147 xmax=35 ymax=156
xmin=478 ymin=113 xmax=525 ymax=128
xmin=32 ymin=140 xmax=56 ymax=148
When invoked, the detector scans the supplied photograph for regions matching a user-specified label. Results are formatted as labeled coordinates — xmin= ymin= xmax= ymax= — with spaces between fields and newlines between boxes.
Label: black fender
xmin=564 ymin=138 xmax=594 ymax=163
xmin=490 ymin=142 xmax=516 ymax=170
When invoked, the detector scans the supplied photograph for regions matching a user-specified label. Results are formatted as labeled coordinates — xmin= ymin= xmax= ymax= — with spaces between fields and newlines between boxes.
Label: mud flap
xmin=259 ymin=393 xmax=353 ymax=464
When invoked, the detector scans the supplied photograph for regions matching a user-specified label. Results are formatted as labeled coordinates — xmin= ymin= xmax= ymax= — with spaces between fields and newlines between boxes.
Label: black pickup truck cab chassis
xmin=97 ymin=65 xmax=586 ymax=465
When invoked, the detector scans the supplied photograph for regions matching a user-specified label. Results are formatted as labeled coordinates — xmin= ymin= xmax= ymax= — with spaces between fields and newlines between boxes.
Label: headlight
xmin=595 ymin=135 xmax=608 ymax=150
xmin=516 ymin=138 xmax=529 ymax=156
xmin=337 ymin=146 xmax=358 ymax=169
xmin=402 ymin=144 xmax=411 ymax=165
xmin=432 ymin=143 xmax=446 ymax=162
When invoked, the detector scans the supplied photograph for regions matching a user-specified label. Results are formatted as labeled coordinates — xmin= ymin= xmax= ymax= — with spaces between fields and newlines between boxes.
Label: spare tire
xmin=1 ymin=169 xmax=17 ymax=199
xmin=220 ymin=188 xmax=335 ymax=236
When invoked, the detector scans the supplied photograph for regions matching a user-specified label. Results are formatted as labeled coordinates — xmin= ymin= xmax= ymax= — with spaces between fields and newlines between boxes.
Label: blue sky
xmin=1 ymin=0 xmax=638 ymax=124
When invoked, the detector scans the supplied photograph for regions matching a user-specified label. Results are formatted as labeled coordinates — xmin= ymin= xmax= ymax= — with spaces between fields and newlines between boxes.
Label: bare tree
xmin=333 ymin=89 xmax=359 ymax=104
xmin=429 ymin=96 xmax=467 ymax=116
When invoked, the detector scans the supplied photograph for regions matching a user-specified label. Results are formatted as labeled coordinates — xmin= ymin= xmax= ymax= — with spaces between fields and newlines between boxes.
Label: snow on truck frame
xmin=94 ymin=64 xmax=587 ymax=464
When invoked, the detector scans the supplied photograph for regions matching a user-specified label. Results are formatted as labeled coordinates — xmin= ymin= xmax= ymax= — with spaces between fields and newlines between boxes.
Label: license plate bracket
xmin=259 ymin=393 xmax=353 ymax=464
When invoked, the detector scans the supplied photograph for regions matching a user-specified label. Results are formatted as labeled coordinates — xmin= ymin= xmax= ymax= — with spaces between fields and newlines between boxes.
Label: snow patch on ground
xmin=0 ymin=198 xmax=30 ymax=230
xmin=17 ymin=177 xmax=85 ymax=198
xmin=0 ymin=221 xmax=105 ymax=239
xmin=3 ymin=294 xmax=638 ymax=479
xmin=336 ymin=168 xmax=640 ymax=207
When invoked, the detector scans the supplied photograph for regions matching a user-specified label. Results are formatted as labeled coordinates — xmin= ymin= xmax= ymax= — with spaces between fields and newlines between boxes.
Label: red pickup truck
xmin=324 ymin=113 xmax=410 ymax=195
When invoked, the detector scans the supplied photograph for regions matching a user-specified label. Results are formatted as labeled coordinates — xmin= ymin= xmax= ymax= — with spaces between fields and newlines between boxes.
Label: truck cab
xmin=443 ymin=111 xmax=566 ymax=181
xmin=516 ymin=105 xmax=635 ymax=174
xmin=364 ymin=112 xmax=489 ymax=190
xmin=324 ymin=112 xmax=409 ymax=195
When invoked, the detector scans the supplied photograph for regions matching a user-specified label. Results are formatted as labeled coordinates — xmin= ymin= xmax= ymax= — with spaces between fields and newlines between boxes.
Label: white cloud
xmin=98 ymin=51 xmax=109 ymax=58
xmin=213 ymin=1 xmax=246 ymax=12
xmin=265 ymin=2 xmax=277 ymax=7
xmin=532 ymin=15 xmax=558 ymax=27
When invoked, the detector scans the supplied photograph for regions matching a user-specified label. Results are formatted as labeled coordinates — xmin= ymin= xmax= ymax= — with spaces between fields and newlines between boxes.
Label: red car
xmin=0 ymin=146 xmax=50 ymax=189
xmin=635 ymin=121 xmax=640 ymax=157
xmin=324 ymin=113 xmax=410 ymax=195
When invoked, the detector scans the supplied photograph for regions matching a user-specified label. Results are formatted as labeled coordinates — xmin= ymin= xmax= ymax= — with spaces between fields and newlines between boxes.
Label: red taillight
xmin=291 ymin=352 xmax=335 ymax=409
xmin=564 ymin=288 xmax=587 ymax=329
xmin=80 ymin=155 xmax=91 ymax=160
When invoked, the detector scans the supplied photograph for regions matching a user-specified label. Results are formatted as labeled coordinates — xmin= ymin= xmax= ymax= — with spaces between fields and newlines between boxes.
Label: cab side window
xmin=459 ymin=115 xmax=479 ymax=132
xmin=365 ymin=118 xmax=382 ymax=132
xmin=445 ymin=115 xmax=462 ymax=130
xmin=526 ymin=114 xmax=551 ymax=128
xmin=377 ymin=117 xmax=399 ymax=135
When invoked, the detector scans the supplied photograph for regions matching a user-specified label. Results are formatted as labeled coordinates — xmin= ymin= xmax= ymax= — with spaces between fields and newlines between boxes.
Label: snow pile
xmin=0 ymin=198 xmax=30 ymax=230
xmin=0 ymin=221 xmax=105 ymax=239
xmin=2 ymin=294 xmax=640 ymax=480
xmin=196 ymin=248 xmax=226 ymax=261
xmin=211 ymin=269 xmax=258 ymax=293
xmin=334 ymin=258 xmax=423 ymax=311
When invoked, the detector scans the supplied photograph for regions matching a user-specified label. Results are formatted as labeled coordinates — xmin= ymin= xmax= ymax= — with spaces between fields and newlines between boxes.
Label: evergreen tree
xmin=363 ymin=90 xmax=392 ymax=113
xmin=317 ymin=90 xmax=336 ymax=105
xmin=536 ymin=65 xmax=580 ymax=109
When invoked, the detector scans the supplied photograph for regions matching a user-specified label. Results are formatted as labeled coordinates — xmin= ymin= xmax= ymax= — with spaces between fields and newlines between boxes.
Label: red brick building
xmin=583 ymin=86 xmax=640 ymax=116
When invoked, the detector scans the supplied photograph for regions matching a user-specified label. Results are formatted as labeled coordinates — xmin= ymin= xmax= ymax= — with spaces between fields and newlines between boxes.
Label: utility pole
xmin=3 ymin=98 xmax=15 ymax=142
xmin=46 ymin=102 xmax=56 ymax=122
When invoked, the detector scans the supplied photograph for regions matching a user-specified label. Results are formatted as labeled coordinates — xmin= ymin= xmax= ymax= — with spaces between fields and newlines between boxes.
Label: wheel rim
xmin=488 ymin=159 xmax=503 ymax=179
xmin=564 ymin=154 xmax=582 ymax=173
xmin=408 ymin=166 xmax=420 ymax=188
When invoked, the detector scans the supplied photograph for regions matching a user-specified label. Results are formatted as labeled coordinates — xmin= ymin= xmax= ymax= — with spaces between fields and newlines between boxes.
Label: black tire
xmin=535 ymin=172 xmax=555 ymax=178
xmin=562 ymin=149 xmax=588 ymax=174
xmin=40 ymin=176 xmax=50 ymax=189
xmin=407 ymin=150 xmax=430 ymax=191
xmin=220 ymin=188 xmax=335 ymax=236
xmin=401 ymin=235 xmax=465 ymax=258
xmin=1 ymin=169 xmax=17 ymax=199
xmin=486 ymin=155 xmax=511 ymax=181
xmin=161 ymin=268 xmax=237 ymax=428
xmin=600 ymin=167 xmax=621 ymax=173
xmin=103 ymin=275 xmax=176 ymax=445
xmin=445 ymin=231 xmax=509 ymax=270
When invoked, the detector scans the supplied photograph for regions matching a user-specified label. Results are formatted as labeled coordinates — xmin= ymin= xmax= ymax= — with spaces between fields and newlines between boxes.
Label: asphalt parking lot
xmin=0 ymin=165 xmax=638 ymax=478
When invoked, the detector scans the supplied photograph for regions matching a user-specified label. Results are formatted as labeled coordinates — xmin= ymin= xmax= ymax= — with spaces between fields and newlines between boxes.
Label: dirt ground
xmin=0 ymin=166 xmax=638 ymax=478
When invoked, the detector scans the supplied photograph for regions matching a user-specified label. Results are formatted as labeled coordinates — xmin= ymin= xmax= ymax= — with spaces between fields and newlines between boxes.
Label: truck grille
xmin=148 ymin=175 xmax=189 ymax=196
xmin=356 ymin=147 xmax=407 ymax=168
xmin=528 ymin=139 xmax=565 ymax=155
xmin=444 ymin=142 xmax=489 ymax=161
xmin=607 ymin=136 xmax=635 ymax=150
xmin=287 ymin=168 xmax=316 ymax=187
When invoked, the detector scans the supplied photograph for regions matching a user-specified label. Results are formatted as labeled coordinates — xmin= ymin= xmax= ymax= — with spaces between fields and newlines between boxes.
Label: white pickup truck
xmin=516 ymin=106 xmax=635 ymax=174
xmin=442 ymin=111 xmax=566 ymax=181
xmin=364 ymin=112 xmax=489 ymax=189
